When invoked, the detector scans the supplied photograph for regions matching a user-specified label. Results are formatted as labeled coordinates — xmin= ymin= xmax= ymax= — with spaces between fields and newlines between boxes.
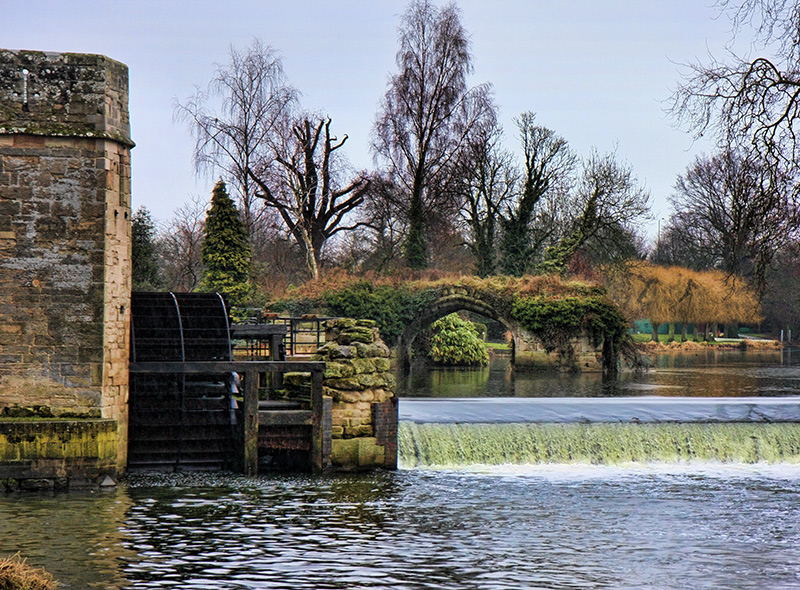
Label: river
xmin=2 ymin=349 xmax=800 ymax=589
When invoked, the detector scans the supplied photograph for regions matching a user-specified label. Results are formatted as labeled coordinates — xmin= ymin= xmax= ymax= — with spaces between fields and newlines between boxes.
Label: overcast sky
xmin=3 ymin=1 xmax=745 ymax=242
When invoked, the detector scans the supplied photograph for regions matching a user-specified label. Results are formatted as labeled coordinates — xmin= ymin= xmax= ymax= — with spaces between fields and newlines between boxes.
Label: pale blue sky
xmin=3 ymin=1 xmax=744 ymax=241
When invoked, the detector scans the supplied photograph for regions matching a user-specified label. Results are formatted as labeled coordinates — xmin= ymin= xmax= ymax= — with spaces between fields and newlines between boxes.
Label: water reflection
xmin=395 ymin=349 xmax=800 ymax=398
xmin=2 ymin=469 xmax=800 ymax=589
xmin=0 ymin=490 xmax=134 ymax=589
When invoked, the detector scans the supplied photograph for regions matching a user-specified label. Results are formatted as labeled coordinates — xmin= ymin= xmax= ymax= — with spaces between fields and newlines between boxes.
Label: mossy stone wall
xmin=0 ymin=419 xmax=118 ymax=491
xmin=0 ymin=49 xmax=132 ymax=470
xmin=313 ymin=319 xmax=397 ymax=470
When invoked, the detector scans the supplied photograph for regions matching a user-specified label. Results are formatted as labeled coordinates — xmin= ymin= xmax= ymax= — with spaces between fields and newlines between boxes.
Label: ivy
xmin=321 ymin=281 xmax=440 ymax=345
xmin=267 ymin=275 xmax=629 ymax=365
xmin=511 ymin=295 xmax=629 ymax=354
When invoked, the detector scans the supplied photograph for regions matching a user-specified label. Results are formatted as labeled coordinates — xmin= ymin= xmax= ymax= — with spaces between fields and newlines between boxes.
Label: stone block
xmin=350 ymin=358 xmax=375 ymax=374
xmin=323 ymin=362 xmax=354 ymax=379
xmin=330 ymin=437 xmax=385 ymax=471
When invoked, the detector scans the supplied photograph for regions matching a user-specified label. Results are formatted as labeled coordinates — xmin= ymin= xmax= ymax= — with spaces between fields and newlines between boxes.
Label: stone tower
xmin=0 ymin=49 xmax=133 ymax=468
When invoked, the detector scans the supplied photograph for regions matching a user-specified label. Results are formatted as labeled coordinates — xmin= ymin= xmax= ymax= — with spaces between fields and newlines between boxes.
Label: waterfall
xmin=399 ymin=422 xmax=800 ymax=468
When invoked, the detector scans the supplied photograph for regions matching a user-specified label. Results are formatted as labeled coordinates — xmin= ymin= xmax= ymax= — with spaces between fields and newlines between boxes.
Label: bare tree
xmin=157 ymin=195 xmax=207 ymax=292
xmin=174 ymin=39 xmax=297 ymax=235
xmin=176 ymin=40 xmax=369 ymax=280
xmin=373 ymin=0 xmax=495 ymax=269
xmin=669 ymin=149 xmax=798 ymax=296
xmin=672 ymin=1 xmax=800 ymax=169
xmin=454 ymin=114 xmax=517 ymax=277
xmin=352 ymin=174 xmax=410 ymax=273
xmin=247 ymin=116 xmax=370 ymax=280
xmin=539 ymin=150 xmax=651 ymax=274
xmin=499 ymin=112 xmax=576 ymax=276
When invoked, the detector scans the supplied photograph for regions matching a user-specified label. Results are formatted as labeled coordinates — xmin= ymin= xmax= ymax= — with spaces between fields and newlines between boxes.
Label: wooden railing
xmin=129 ymin=360 xmax=326 ymax=475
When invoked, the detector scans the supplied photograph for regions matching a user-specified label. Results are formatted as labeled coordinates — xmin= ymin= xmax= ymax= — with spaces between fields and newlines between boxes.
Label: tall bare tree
xmin=174 ymin=39 xmax=297 ymax=235
xmin=455 ymin=114 xmax=516 ymax=277
xmin=672 ymin=1 xmax=800 ymax=173
xmin=539 ymin=150 xmax=650 ymax=274
xmin=499 ymin=112 xmax=576 ymax=276
xmin=157 ymin=195 xmax=207 ymax=292
xmin=247 ymin=116 xmax=370 ymax=280
xmin=373 ymin=0 xmax=494 ymax=269
xmin=177 ymin=40 xmax=369 ymax=280
xmin=669 ymin=149 xmax=798 ymax=296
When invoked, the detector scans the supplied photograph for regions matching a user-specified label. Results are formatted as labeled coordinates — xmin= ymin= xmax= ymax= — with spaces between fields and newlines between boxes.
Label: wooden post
xmin=243 ymin=369 xmax=259 ymax=476
xmin=310 ymin=369 xmax=324 ymax=474
xmin=270 ymin=333 xmax=284 ymax=390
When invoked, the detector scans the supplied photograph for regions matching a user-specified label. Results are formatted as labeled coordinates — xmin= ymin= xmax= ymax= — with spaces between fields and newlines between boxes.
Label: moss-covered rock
xmin=323 ymin=362 xmax=355 ymax=379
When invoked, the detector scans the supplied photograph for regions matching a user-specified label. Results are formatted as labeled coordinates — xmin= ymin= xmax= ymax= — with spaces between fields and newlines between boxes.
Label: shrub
xmin=0 ymin=554 xmax=57 ymax=590
xmin=427 ymin=313 xmax=489 ymax=366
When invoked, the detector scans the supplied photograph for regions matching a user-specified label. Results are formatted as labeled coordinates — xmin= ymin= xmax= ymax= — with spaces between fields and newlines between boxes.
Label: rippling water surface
xmin=396 ymin=348 xmax=800 ymax=398
xmin=3 ymin=351 xmax=800 ymax=588
xmin=2 ymin=467 xmax=800 ymax=589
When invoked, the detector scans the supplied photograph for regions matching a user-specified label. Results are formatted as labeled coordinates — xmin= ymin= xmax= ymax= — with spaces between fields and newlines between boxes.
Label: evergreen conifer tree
xmin=198 ymin=180 xmax=253 ymax=305
xmin=131 ymin=206 xmax=161 ymax=290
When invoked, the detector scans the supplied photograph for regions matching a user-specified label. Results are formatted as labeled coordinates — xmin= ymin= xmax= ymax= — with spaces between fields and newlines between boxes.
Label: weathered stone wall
xmin=313 ymin=319 xmax=397 ymax=470
xmin=513 ymin=332 xmax=605 ymax=372
xmin=0 ymin=419 xmax=118 ymax=491
xmin=0 ymin=49 xmax=132 ymax=469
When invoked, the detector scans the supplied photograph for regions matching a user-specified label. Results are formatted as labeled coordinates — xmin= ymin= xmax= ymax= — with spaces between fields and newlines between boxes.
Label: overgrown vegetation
xmin=269 ymin=272 xmax=628 ymax=356
xmin=511 ymin=295 xmax=629 ymax=355
xmin=0 ymin=554 xmax=57 ymax=590
xmin=427 ymin=313 xmax=490 ymax=366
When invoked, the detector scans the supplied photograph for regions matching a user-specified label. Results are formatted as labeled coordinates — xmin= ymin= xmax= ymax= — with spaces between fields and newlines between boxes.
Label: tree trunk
xmin=667 ymin=323 xmax=675 ymax=343
xmin=300 ymin=229 xmax=319 ymax=280
xmin=651 ymin=322 xmax=660 ymax=343
xmin=695 ymin=323 xmax=705 ymax=342
xmin=681 ymin=323 xmax=688 ymax=342
xmin=709 ymin=322 xmax=718 ymax=342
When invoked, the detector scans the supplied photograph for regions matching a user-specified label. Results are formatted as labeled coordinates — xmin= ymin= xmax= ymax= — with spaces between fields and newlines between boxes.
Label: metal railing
xmin=232 ymin=311 xmax=337 ymax=357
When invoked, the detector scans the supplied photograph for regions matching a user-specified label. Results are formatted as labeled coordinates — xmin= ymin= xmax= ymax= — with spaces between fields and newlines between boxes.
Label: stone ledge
xmin=0 ymin=419 xmax=118 ymax=490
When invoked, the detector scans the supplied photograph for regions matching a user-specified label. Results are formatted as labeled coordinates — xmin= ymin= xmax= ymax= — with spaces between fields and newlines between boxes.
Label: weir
xmin=398 ymin=398 xmax=800 ymax=468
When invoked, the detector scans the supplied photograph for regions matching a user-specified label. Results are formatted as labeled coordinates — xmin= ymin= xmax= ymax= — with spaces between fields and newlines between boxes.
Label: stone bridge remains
xmin=396 ymin=285 xmax=607 ymax=372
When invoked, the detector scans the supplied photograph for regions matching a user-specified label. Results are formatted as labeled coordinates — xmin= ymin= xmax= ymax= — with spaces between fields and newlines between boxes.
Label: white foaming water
xmin=403 ymin=460 xmax=800 ymax=482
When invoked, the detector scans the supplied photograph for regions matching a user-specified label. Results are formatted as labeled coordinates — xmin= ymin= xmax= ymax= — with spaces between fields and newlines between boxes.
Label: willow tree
xmin=373 ymin=0 xmax=494 ymax=269
xmin=605 ymin=261 xmax=762 ymax=342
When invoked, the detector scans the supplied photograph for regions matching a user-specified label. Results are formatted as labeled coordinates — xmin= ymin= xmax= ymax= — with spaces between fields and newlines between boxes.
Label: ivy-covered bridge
xmin=271 ymin=276 xmax=629 ymax=374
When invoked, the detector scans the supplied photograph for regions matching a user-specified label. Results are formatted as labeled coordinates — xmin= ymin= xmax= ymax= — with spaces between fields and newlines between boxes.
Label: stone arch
xmin=397 ymin=287 xmax=519 ymax=367
xmin=396 ymin=286 xmax=607 ymax=372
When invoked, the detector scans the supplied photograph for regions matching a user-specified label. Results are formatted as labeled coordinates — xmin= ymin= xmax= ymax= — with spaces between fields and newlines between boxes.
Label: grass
xmin=631 ymin=333 xmax=772 ymax=344
xmin=0 ymin=554 xmax=57 ymax=590
xmin=485 ymin=342 xmax=511 ymax=350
